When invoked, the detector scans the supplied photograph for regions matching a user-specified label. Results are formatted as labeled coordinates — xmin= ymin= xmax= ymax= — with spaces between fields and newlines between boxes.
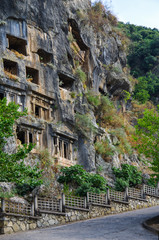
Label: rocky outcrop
xmin=0 ymin=0 xmax=135 ymax=182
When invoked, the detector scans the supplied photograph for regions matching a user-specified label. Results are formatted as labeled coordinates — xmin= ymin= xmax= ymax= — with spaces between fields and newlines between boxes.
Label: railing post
xmin=1 ymin=198 xmax=5 ymax=213
xmin=34 ymin=195 xmax=38 ymax=213
xmin=107 ymin=188 xmax=110 ymax=204
xmin=84 ymin=197 xmax=87 ymax=209
xmin=141 ymin=184 xmax=145 ymax=199
xmin=59 ymin=199 xmax=63 ymax=212
xmin=31 ymin=200 xmax=35 ymax=216
xmin=61 ymin=193 xmax=65 ymax=211
xmin=156 ymin=182 xmax=159 ymax=196
xmin=87 ymin=192 xmax=89 ymax=204
xmin=124 ymin=187 xmax=128 ymax=202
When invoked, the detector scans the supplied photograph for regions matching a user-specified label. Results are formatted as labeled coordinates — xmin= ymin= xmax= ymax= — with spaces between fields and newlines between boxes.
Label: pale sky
xmin=91 ymin=0 xmax=159 ymax=29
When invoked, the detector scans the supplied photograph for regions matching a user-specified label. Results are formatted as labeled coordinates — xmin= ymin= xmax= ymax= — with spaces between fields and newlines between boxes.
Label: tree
xmin=134 ymin=107 xmax=159 ymax=182
xmin=0 ymin=98 xmax=42 ymax=194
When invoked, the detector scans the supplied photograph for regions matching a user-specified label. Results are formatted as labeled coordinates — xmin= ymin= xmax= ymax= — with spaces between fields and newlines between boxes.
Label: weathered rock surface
xmin=0 ymin=0 xmax=136 ymax=183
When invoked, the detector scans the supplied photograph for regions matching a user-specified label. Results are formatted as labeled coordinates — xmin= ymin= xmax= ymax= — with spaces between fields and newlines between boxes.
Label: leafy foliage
xmin=118 ymin=22 xmax=159 ymax=77
xmin=0 ymin=187 xmax=15 ymax=199
xmin=95 ymin=96 xmax=124 ymax=128
xmin=75 ymin=113 xmax=97 ymax=137
xmin=95 ymin=138 xmax=115 ymax=161
xmin=117 ymin=22 xmax=159 ymax=103
xmin=112 ymin=164 xmax=142 ymax=191
xmin=75 ymin=66 xmax=87 ymax=83
xmin=110 ymin=128 xmax=132 ymax=155
xmin=86 ymin=90 xmax=101 ymax=108
xmin=0 ymin=98 xmax=42 ymax=195
xmin=134 ymin=72 xmax=159 ymax=103
xmin=134 ymin=108 xmax=159 ymax=181
xmin=58 ymin=165 xmax=107 ymax=196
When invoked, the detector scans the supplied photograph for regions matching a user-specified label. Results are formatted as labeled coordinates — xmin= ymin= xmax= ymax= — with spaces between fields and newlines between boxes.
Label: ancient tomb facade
xmin=0 ymin=18 xmax=77 ymax=167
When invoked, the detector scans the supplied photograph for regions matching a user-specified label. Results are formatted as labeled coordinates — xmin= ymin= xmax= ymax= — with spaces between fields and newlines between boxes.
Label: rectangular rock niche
xmin=37 ymin=49 xmax=52 ymax=64
xmin=26 ymin=67 xmax=39 ymax=85
xmin=58 ymin=73 xmax=74 ymax=90
xmin=7 ymin=34 xmax=27 ymax=55
xmin=3 ymin=59 xmax=18 ymax=76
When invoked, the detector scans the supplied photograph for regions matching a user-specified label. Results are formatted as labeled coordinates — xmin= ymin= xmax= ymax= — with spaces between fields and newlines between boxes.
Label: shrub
xmin=96 ymin=96 xmax=124 ymax=128
xmin=110 ymin=128 xmax=132 ymax=154
xmin=0 ymin=187 xmax=15 ymax=199
xmin=58 ymin=165 xmax=107 ymax=196
xmin=88 ymin=1 xmax=117 ymax=31
xmin=114 ymin=178 xmax=129 ymax=191
xmin=0 ymin=98 xmax=42 ymax=195
xmin=86 ymin=90 xmax=101 ymax=107
xmin=147 ymin=177 xmax=158 ymax=187
xmin=95 ymin=139 xmax=115 ymax=161
xmin=69 ymin=92 xmax=76 ymax=99
xmin=112 ymin=164 xmax=142 ymax=191
xmin=75 ymin=113 xmax=97 ymax=137
xmin=75 ymin=66 xmax=87 ymax=83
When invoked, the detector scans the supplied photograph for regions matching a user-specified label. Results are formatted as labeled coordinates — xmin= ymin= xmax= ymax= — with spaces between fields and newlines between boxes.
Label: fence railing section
xmin=64 ymin=194 xmax=87 ymax=209
xmin=109 ymin=189 xmax=127 ymax=202
xmin=0 ymin=199 xmax=33 ymax=216
xmin=144 ymin=184 xmax=159 ymax=197
xmin=1 ymin=183 xmax=159 ymax=217
xmin=87 ymin=192 xmax=109 ymax=206
xmin=128 ymin=187 xmax=144 ymax=199
xmin=36 ymin=196 xmax=62 ymax=212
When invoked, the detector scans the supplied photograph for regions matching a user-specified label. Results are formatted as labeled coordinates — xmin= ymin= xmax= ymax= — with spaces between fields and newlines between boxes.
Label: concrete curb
xmin=143 ymin=215 xmax=159 ymax=235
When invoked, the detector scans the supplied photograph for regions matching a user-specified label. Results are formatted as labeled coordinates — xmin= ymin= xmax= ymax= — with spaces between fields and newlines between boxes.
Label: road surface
xmin=1 ymin=206 xmax=159 ymax=240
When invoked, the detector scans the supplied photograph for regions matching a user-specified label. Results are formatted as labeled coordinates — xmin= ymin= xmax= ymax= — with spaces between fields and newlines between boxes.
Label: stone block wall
xmin=1 ymin=195 xmax=159 ymax=235
xmin=0 ymin=214 xmax=38 ymax=234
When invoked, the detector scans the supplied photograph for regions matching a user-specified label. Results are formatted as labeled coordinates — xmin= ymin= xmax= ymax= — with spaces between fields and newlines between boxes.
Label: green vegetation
xmin=88 ymin=1 xmax=117 ymax=31
xmin=75 ymin=113 xmax=97 ymax=137
xmin=95 ymin=95 xmax=124 ymax=128
xmin=134 ymin=72 xmax=159 ymax=103
xmin=110 ymin=128 xmax=132 ymax=155
xmin=58 ymin=165 xmax=107 ymax=196
xmin=134 ymin=108 xmax=159 ymax=182
xmin=0 ymin=187 xmax=15 ymax=199
xmin=95 ymin=138 xmax=115 ymax=161
xmin=86 ymin=90 xmax=101 ymax=108
xmin=0 ymin=98 xmax=42 ymax=196
xmin=75 ymin=66 xmax=87 ymax=83
xmin=112 ymin=164 xmax=142 ymax=191
xmin=117 ymin=22 xmax=159 ymax=103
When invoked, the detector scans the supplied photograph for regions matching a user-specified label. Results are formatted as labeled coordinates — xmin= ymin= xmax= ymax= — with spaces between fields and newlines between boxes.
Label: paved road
xmin=1 ymin=206 xmax=159 ymax=240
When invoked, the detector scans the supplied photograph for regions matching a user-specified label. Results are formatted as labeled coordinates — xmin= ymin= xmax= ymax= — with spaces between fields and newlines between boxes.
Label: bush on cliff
xmin=58 ymin=164 xmax=107 ymax=196
xmin=0 ymin=98 xmax=42 ymax=195
xmin=112 ymin=164 xmax=142 ymax=191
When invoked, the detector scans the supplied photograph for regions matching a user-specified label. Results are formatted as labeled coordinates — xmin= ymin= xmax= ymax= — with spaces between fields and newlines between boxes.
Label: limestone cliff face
xmin=0 ymin=0 xmax=134 ymax=182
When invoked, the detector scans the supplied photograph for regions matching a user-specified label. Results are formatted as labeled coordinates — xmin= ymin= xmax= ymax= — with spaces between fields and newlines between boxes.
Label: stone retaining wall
xmin=0 ymin=214 xmax=38 ymax=234
xmin=1 ymin=195 xmax=159 ymax=235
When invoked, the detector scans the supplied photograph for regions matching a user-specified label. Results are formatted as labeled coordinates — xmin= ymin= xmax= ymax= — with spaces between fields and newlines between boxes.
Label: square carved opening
xmin=7 ymin=34 xmax=27 ymax=56
xmin=58 ymin=73 xmax=74 ymax=90
xmin=26 ymin=67 xmax=39 ymax=85
xmin=37 ymin=49 xmax=52 ymax=64
xmin=3 ymin=59 xmax=18 ymax=76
